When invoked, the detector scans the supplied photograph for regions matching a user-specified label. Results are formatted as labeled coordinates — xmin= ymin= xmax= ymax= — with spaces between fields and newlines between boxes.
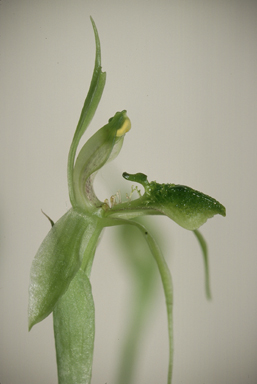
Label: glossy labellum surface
xmin=106 ymin=172 xmax=226 ymax=230
xmin=147 ymin=182 xmax=225 ymax=230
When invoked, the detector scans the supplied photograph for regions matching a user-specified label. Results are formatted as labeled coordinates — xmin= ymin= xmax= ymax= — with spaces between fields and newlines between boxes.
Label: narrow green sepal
xmin=72 ymin=17 xmax=106 ymax=146
xmin=193 ymin=229 xmax=211 ymax=299
xmin=103 ymin=217 xmax=174 ymax=384
xmin=67 ymin=17 xmax=106 ymax=207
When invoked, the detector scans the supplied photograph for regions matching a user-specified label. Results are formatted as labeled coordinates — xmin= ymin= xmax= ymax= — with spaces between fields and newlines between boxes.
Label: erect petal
xmin=72 ymin=110 xmax=131 ymax=212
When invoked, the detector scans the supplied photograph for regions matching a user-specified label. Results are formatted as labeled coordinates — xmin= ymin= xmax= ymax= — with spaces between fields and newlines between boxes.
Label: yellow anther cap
xmin=116 ymin=117 xmax=131 ymax=137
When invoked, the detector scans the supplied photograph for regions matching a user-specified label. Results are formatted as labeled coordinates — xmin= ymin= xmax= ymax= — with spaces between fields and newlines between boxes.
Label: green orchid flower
xmin=28 ymin=17 xmax=226 ymax=384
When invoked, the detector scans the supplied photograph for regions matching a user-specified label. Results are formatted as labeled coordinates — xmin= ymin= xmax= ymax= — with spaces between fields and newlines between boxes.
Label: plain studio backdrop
xmin=1 ymin=1 xmax=256 ymax=383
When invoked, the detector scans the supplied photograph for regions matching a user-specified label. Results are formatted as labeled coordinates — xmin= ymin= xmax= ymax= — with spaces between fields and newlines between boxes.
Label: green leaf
xmin=28 ymin=209 xmax=97 ymax=330
xmin=53 ymin=268 xmax=95 ymax=384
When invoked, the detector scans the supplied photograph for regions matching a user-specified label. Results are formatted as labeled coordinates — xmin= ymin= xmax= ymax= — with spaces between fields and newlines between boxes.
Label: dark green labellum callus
xmin=115 ymin=173 xmax=225 ymax=230
xmin=28 ymin=209 xmax=98 ymax=330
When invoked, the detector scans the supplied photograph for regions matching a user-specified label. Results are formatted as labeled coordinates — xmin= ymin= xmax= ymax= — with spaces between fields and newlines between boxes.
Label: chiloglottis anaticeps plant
xmin=28 ymin=17 xmax=226 ymax=384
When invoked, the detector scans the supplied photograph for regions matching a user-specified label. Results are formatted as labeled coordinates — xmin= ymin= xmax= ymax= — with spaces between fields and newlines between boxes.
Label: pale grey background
xmin=1 ymin=0 xmax=256 ymax=383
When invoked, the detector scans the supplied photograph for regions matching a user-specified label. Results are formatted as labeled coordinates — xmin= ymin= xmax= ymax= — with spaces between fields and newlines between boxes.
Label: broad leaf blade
xmin=28 ymin=209 xmax=94 ymax=330
xmin=53 ymin=268 xmax=95 ymax=384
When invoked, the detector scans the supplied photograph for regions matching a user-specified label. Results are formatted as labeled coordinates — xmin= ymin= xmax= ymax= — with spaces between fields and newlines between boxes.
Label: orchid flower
xmin=28 ymin=17 xmax=226 ymax=384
